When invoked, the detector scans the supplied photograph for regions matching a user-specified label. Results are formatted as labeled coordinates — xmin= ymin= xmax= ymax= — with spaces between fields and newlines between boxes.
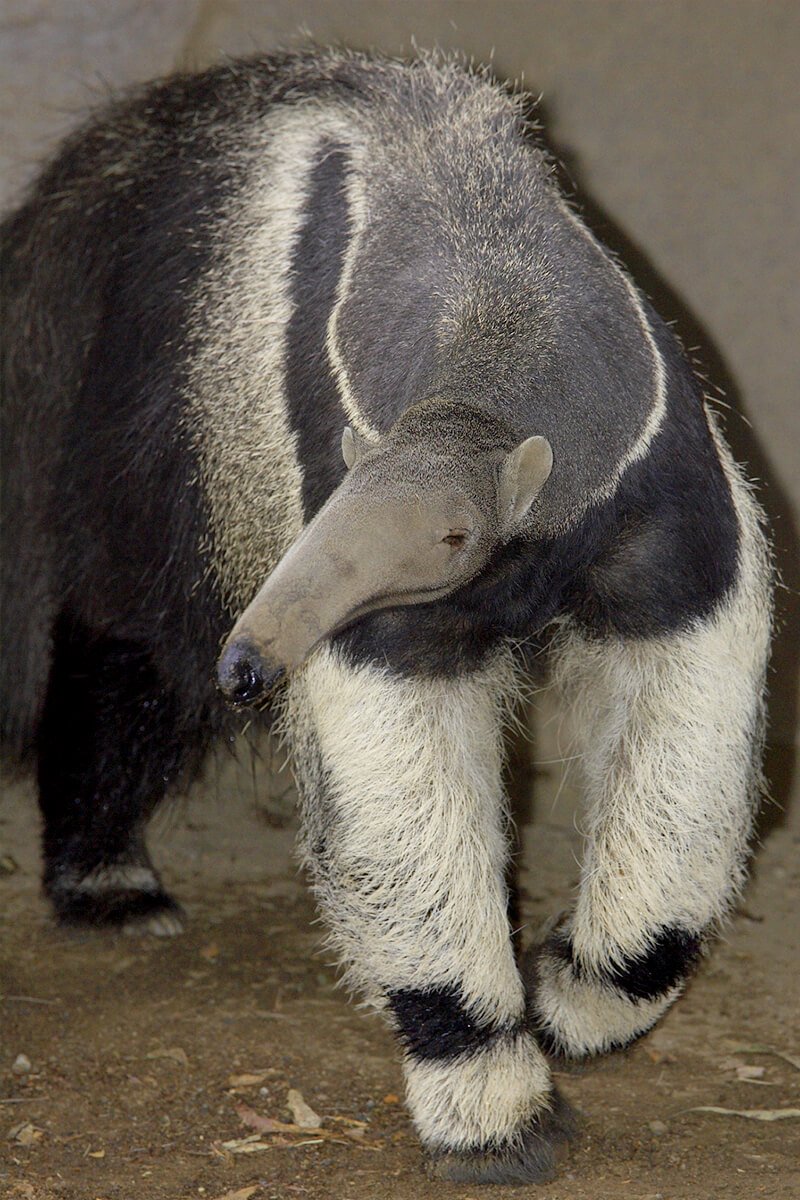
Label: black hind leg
xmin=37 ymin=616 xmax=206 ymax=934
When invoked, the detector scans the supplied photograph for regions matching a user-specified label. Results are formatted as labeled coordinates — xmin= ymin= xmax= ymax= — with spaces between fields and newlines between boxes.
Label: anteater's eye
xmin=442 ymin=530 xmax=468 ymax=548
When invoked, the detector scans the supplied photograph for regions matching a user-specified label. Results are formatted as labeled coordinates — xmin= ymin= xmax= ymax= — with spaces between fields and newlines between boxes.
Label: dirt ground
xmin=1 ymin=729 xmax=799 ymax=1200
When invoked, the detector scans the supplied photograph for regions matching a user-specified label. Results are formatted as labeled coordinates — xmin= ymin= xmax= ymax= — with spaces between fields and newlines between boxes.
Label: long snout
xmin=216 ymin=492 xmax=384 ymax=707
xmin=216 ymin=478 xmax=487 ymax=707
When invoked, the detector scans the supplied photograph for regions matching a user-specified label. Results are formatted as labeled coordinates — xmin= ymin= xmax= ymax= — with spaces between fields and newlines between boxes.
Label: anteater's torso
xmin=1 ymin=50 xmax=737 ymax=731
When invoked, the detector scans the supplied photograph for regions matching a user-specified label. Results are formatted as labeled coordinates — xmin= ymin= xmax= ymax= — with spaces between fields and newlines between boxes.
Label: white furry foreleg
xmin=285 ymin=644 xmax=572 ymax=1181
xmin=528 ymin=481 xmax=772 ymax=1057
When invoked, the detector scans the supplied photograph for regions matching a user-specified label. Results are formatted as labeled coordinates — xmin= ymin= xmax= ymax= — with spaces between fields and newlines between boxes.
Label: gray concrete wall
xmin=2 ymin=1 xmax=798 ymax=774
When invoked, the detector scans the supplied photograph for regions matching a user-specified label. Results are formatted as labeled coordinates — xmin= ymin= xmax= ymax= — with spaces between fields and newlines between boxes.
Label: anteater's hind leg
xmin=37 ymin=615 xmax=205 ymax=935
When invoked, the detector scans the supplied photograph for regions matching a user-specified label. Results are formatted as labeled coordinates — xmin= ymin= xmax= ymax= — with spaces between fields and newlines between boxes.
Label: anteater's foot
xmin=424 ymin=1091 xmax=576 ymax=1185
xmin=46 ymin=863 xmax=185 ymax=936
xmin=521 ymin=920 xmax=692 ymax=1061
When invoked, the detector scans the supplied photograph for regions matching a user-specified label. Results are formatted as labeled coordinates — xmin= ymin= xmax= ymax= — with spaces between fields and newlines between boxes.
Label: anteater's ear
xmin=498 ymin=436 xmax=553 ymax=533
xmin=341 ymin=425 xmax=360 ymax=469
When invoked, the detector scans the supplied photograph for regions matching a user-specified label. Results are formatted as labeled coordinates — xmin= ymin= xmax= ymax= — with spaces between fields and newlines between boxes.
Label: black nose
xmin=217 ymin=643 xmax=286 ymax=707
xmin=229 ymin=658 xmax=264 ymax=705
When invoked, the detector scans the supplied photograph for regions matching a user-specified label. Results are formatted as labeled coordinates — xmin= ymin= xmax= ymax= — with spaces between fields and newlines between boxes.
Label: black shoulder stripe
xmin=284 ymin=142 xmax=352 ymax=520
xmin=571 ymin=314 xmax=740 ymax=639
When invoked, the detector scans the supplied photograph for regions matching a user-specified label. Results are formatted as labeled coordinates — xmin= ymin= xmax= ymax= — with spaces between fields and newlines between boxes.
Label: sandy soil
xmin=1 ymin=733 xmax=799 ymax=1200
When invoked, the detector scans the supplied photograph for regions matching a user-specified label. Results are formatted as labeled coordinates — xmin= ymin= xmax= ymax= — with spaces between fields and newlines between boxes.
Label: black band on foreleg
xmin=525 ymin=923 xmax=706 ymax=1059
xmin=603 ymin=927 xmax=703 ymax=1001
xmin=547 ymin=924 xmax=704 ymax=1001
xmin=389 ymin=984 xmax=518 ymax=1061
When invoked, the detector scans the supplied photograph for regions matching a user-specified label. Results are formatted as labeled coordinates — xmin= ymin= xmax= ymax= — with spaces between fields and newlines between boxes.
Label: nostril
xmin=217 ymin=643 xmax=287 ymax=707
xmin=229 ymin=658 xmax=264 ymax=705
xmin=217 ymin=642 xmax=266 ymax=706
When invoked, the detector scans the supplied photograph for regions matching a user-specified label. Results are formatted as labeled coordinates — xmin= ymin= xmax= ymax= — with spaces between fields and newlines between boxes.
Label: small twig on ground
xmin=2 ymin=995 xmax=59 ymax=1005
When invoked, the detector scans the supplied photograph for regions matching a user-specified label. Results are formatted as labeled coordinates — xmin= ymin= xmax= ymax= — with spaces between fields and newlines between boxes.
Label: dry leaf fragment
xmin=287 ymin=1088 xmax=322 ymax=1129
xmin=212 ymin=1187 xmax=261 ymax=1200
xmin=7 ymin=1121 xmax=44 ymax=1146
xmin=221 ymin=1137 xmax=273 ymax=1154
xmin=227 ymin=1070 xmax=277 ymax=1088
xmin=236 ymin=1101 xmax=292 ymax=1134
xmin=736 ymin=1065 xmax=767 ymax=1081
xmin=233 ymin=1100 xmax=382 ymax=1149
xmin=646 ymin=1048 xmax=676 ymax=1064
xmin=146 ymin=1047 xmax=189 ymax=1067
xmin=687 ymin=1106 xmax=800 ymax=1121
xmin=87 ymin=1148 xmax=106 ymax=1158
xmin=210 ymin=1140 xmax=235 ymax=1162
xmin=730 ymin=1044 xmax=800 ymax=1072
xmin=343 ymin=1126 xmax=365 ymax=1141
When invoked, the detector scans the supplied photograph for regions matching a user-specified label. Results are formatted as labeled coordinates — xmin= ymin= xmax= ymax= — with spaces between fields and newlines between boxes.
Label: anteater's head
xmin=216 ymin=401 xmax=552 ymax=706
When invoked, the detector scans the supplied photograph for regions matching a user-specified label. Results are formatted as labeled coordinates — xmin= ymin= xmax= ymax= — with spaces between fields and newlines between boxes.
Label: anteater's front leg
xmin=526 ymin=482 xmax=772 ymax=1058
xmin=287 ymin=644 xmax=572 ymax=1184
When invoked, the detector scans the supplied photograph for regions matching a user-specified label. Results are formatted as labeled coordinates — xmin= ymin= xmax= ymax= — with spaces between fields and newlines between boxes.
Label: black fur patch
xmin=426 ymin=1089 xmax=576 ymax=1185
xmin=530 ymin=924 xmax=703 ymax=1005
xmin=37 ymin=618 xmax=207 ymax=919
xmin=569 ymin=314 xmax=739 ymax=639
xmin=49 ymin=878 xmax=182 ymax=929
xmin=389 ymin=985 xmax=516 ymax=1061
xmin=604 ymin=927 xmax=703 ymax=1001
xmin=284 ymin=142 xmax=353 ymax=519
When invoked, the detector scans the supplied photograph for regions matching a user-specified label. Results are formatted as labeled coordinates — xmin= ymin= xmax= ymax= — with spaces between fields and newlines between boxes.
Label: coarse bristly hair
xmin=1 ymin=45 xmax=773 ymax=1184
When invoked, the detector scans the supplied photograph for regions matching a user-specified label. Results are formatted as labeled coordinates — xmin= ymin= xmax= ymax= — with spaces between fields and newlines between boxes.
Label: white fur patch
xmin=404 ymin=1032 xmax=552 ymax=1150
xmin=186 ymin=105 xmax=362 ymax=612
xmin=71 ymin=864 xmax=161 ymax=896
xmin=552 ymin=427 xmax=772 ymax=974
xmin=534 ymin=951 xmax=681 ymax=1057
xmin=284 ymin=643 xmax=526 ymax=1026
xmin=123 ymin=909 xmax=185 ymax=938
xmin=325 ymin=163 xmax=378 ymax=440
